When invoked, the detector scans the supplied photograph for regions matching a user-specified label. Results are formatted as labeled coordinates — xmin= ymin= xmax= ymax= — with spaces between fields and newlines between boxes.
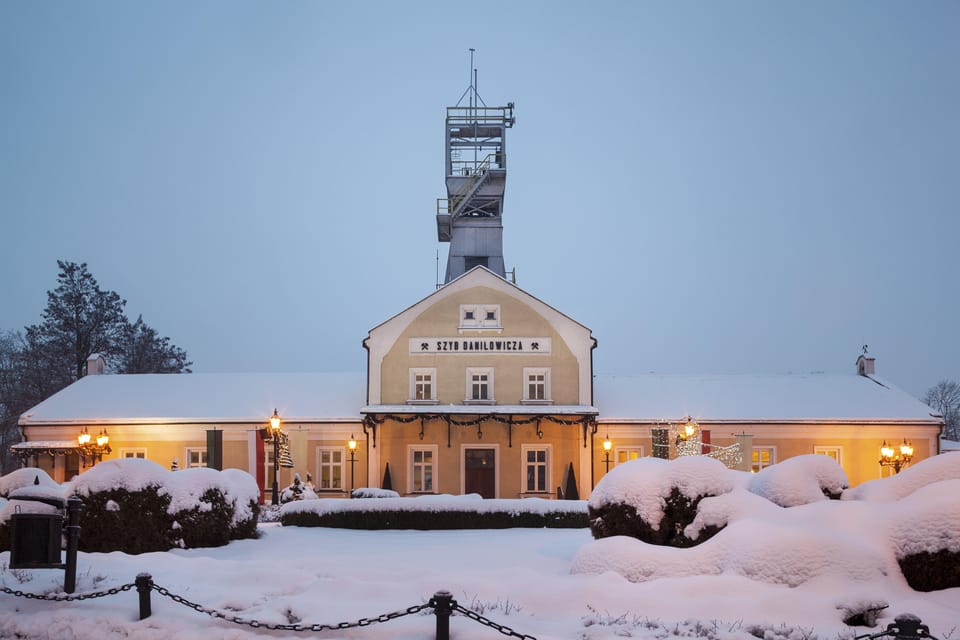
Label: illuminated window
xmin=751 ymin=446 xmax=776 ymax=472
xmin=615 ymin=447 xmax=643 ymax=465
xmin=814 ymin=446 xmax=842 ymax=466
xmin=120 ymin=448 xmax=146 ymax=459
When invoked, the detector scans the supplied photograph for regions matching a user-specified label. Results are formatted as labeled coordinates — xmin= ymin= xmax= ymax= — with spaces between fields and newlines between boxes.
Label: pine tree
xmin=26 ymin=260 xmax=128 ymax=380
xmin=120 ymin=315 xmax=191 ymax=373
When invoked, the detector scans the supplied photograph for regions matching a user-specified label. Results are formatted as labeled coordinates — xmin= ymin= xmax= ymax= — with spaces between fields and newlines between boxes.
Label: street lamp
xmin=269 ymin=409 xmax=281 ymax=505
xmin=348 ymin=434 xmax=358 ymax=496
xmin=77 ymin=427 xmax=110 ymax=464
xmin=879 ymin=438 xmax=914 ymax=474
xmin=602 ymin=434 xmax=612 ymax=473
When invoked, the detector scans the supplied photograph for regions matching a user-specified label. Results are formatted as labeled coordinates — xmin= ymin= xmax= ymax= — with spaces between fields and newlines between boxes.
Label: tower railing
xmin=436 ymin=153 xmax=503 ymax=218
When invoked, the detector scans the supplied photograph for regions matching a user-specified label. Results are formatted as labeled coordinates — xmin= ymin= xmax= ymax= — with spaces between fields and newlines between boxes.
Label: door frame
xmin=460 ymin=444 xmax=500 ymax=498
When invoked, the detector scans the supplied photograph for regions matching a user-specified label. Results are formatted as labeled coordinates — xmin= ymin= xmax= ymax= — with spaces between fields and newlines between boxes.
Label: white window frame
xmin=459 ymin=304 xmax=501 ymax=330
xmin=813 ymin=445 xmax=842 ymax=466
xmin=408 ymin=445 xmax=438 ymax=494
xmin=521 ymin=444 xmax=550 ymax=494
xmin=465 ymin=367 xmax=494 ymax=403
xmin=185 ymin=447 xmax=207 ymax=468
xmin=522 ymin=367 xmax=551 ymax=403
xmin=316 ymin=447 xmax=345 ymax=491
xmin=614 ymin=446 xmax=644 ymax=465
xmin=751 ymin=445 xmax=777 ymax=472
xmin=119 ymin=448 xmax=147 ymax=459
xmin=408 ymin=367 xmax=438 ymax=403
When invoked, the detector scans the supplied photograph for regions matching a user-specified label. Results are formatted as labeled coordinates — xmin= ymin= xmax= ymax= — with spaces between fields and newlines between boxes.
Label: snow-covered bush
xmin=281 ymin=494 xmax=588 ymax=529
xmin=588 ymin=456 xmax=734 ymax=546
xmin=64 ymin=459 xmax=260 ymax=553
xmin=351 ymin=487 xmax=400 ymax=499
xmin=887 ymin=478 xmax=960 ymax=591
xmin=748 ymin=454 xmax=849 ymax=507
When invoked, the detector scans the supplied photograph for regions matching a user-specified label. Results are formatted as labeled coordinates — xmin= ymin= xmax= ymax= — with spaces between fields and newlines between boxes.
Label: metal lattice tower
xmin=437 ymin=50 xmax=515 ymax=284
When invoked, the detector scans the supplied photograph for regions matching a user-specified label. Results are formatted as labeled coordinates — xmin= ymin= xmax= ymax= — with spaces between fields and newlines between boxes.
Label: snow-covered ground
xmin=1 ymin=455 xmax=958 ymax=639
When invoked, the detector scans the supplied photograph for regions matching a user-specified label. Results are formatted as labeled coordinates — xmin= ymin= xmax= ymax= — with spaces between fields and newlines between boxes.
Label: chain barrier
xmin=2 ymin=576 xmax=535 ymax=638
xmin=152 ymin=583 xmax=430 ymax=633
xmin=1 ymin=583 xmax=135 ymax=602
xmin=454 ymin=603 xmax=538 ymax=639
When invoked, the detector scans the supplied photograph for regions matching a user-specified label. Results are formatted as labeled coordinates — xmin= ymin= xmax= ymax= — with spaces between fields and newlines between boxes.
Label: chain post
xmin=890 ymin=614 xmax=929 ymax=640
xmin=63 ymin=497 xmax=84 ymax=594
xmin=430 ymin=590 xmax=455 ymax=640
xmin=135 ymin=573 xmax=153 ymax=620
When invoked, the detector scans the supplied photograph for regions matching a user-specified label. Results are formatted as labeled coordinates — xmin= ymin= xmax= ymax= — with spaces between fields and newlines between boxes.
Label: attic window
xmin=460 ymin=304 xmax=501 ymax=330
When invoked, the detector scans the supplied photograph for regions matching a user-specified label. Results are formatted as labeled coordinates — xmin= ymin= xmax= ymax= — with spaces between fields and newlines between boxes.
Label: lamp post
xmin=602 ymin=435 xmax=612 ymax=474
xmin=77 ymin=427 xmax=110 ymax=465
xmin=269 ymin=409 xmax=281 ymax=505
xmin=348 ymin=434 xmax=357 ymax=496
xmin=879 ymin=438 xmax=914 ymax=474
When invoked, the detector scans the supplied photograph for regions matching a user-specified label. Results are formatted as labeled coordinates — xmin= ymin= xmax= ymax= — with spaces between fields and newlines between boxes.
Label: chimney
xmin=86 ymin=354 xmax=105 ymax=376
xmin=856 ymin=354 xmax=875 ymax=376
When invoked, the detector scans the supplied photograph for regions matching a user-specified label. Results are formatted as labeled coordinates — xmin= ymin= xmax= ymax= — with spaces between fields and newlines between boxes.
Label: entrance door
xmin=464 ymin=448 xmax=496 ymax=498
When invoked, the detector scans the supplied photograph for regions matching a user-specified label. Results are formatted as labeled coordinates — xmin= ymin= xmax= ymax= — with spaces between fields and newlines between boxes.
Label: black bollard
xmin=888 ymin=614 xmax=929 ymax=640
xmin=63 ymin=497 xmax=84 ymax=594
xmin=431 ymin=590 xmax=455 ymax=640
xmin=136 ymin=573 xmax=153 ymax=620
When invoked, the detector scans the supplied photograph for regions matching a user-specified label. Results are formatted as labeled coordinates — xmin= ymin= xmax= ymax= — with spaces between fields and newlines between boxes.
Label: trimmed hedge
xmin=898 ymin=550 xmax=960 ymax=592
xmin=282 ymin=508 xmax=587 ymax=529
xmin=588 ymin=487 xmax=723 ymax=547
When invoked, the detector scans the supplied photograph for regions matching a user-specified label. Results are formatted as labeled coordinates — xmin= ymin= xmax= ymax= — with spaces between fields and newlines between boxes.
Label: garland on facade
xmin=362 ymin=412 xmax=594 ymax=428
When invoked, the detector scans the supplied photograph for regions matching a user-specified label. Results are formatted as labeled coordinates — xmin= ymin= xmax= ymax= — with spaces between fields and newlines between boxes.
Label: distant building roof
xmin=594 ymin=373 xmax=940 ymax=423
xmin=19 ymin=372 xmax=366 ymax=426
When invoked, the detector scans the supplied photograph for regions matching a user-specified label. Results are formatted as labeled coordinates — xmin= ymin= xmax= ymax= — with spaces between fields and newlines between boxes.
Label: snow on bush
xmin=887 ymin=479 xmax=960 ymax=557
xmin=572 ymin=517 xmax=888 ymax=586
xmin=748 ymin=454 xmax=849 ymax=507
xmin=589 ymin=456 xmax=735 ymax=529
xmin=282 ymin=493 xmax=585 ymax=516
xmin=351 ymin=487 xmax=400 ymax=499
xmin=842 ymin=452 xmax=960 ymax=502
xmin=0 ymin=467 xmax=59 ymax=497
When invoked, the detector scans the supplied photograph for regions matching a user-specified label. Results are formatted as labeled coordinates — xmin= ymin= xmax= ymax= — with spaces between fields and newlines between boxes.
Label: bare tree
xmin=923 ymin=380 xmax=960 ymax=442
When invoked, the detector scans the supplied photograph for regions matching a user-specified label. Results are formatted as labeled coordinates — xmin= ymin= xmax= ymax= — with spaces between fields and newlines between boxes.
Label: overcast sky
xmin=1 ymin=2 xmax=957 ymax=398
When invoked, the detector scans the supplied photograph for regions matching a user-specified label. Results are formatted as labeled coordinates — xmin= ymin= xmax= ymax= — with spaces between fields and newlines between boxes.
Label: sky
xmin=1 ymin=454 xmax=958 ymax=639
xmin=1 ymin=2 xmax=958 ymax=398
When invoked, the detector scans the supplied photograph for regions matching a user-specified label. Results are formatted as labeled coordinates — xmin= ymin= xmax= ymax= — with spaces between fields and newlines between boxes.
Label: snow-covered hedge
xmin=748 ymin=454 xmax=848 ymax=507
xmin=0 ymin=460 xmax=261 ymax=554
xmin=281 ymin=494 xmax=588 ymax=529
xmin=575 ymin=453 xmax=960 ymax=591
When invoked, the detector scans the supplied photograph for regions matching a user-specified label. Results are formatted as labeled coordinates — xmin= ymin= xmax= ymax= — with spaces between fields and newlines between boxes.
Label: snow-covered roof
xmin=594 ymin=373 xmax=940 ymax=423
xmin=19 ymin=372 xmax=366 ymax=426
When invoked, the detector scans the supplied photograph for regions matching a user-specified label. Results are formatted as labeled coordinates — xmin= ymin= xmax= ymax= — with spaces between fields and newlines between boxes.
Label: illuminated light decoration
xmin=879 ymin=438 xmax=913 ymax=473
xmin=76 ymin=427 xmax=111 ymax=464
xmin=602 ymin=435 xmax=613 ymax=473
xmin=672 ymin=416 xmax=743 ymax=468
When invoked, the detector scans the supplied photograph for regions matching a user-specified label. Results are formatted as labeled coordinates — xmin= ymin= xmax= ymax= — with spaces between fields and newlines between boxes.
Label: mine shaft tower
xmin=437 ymin=52 xmax=515 ymax=284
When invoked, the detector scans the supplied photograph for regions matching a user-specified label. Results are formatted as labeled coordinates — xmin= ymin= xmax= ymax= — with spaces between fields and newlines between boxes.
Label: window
xmin=464 ymin=256 xmax=488 ymax=271
xmin=317 ymin=447 xmax=344 ymax=490
xmin=522 ymin=445 xmax=550 ymax=493
xmin=814 ymin=446 xmax=842 ymax=466
xmin=409 ymin=446 xmax=437 ymax=493
xmin=522 ymin=368 xmax=551 ymax=403
xmin=465 ymin=367 xmax=494 ymax=403
xmin=409 ymin=368 xmax=437 ymax=403
xmin=459 ymin=304 xmax=501 ymax=330
xmin=120 ymin=448 xmax=147 ymax=459
xmin=186 ymin=448 xmax=207 ymax=468
xmin=751 ymin=446 xmax=776 ymax=472
xmin=615 ymin=447 xmax=643 ymax=465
